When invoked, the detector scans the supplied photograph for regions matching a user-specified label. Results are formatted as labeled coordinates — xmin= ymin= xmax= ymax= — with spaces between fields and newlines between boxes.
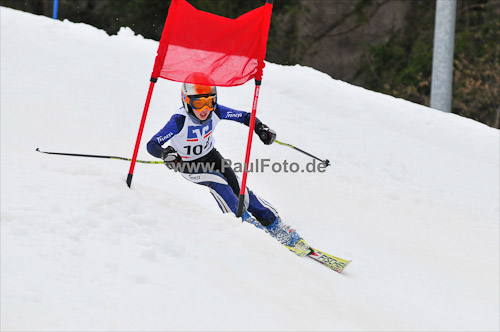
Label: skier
xmin=147 ymin=72 xmax=310 ymax=255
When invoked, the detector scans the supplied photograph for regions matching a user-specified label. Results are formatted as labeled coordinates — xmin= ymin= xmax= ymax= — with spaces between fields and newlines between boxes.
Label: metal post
xmin=430 ymin=0 xmax=457 ymax=113
xmin=52 ymin=0 xmax=59 ymax=20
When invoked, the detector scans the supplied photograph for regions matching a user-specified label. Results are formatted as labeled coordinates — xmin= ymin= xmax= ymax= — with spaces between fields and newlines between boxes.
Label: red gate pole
xmin=126 ymin=78 xmax=157 ymax=188
xmin=236 ymin=80 xmax=262 ymax=217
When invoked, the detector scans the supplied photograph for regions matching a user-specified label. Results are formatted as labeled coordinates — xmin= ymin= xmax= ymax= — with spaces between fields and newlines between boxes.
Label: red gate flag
xmin=151 ymin=0 xmax=273 ymax=86
xmin=127 ymin=0 xmax=274 ymax=189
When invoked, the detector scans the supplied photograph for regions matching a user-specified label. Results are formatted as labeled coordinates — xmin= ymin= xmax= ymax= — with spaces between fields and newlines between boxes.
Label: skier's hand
xmin=161 ymin=146 xmax=181 ymax=170
xmin=255 ymin=123 xmax=276 ymax=145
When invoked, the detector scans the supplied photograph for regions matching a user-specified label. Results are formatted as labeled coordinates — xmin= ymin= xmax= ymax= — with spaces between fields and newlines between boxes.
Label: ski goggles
xmin=182 ymin=92 xmax=217 ymax=112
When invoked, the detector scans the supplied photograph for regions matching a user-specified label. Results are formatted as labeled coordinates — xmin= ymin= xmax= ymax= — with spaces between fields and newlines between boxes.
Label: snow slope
xmin=1 ymin=7 xmax=499 ymax=331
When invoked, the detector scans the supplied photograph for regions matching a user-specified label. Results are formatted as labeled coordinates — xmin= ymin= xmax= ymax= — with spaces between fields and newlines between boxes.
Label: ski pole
xmin=36 ymin=148 xmax=163 ymax=164
xmin=274 ymin=140 xmax=331 ymax=167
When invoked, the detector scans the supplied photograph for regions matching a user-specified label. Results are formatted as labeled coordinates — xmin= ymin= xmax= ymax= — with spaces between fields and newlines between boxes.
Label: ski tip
xmin=338 ymin=260 xmax=352 ymax=273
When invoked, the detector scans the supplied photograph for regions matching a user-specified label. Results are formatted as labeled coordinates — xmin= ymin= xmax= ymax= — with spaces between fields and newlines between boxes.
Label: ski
xmin=285 ymin=239 xmax=351 ymax=273
xmin=245 ymin=216 xmax=351 ymax=273
xmin=307 ymin=248 xmax=351 ymax=273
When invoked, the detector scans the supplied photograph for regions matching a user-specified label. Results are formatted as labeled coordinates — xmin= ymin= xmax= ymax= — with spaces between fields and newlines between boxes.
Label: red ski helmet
xmin=181 ymin=73 xmax=217 ymax=115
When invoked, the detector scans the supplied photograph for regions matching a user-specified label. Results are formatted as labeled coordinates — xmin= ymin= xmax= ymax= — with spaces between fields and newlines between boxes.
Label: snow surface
xmin=1 ymin=7 xmax=499 ymax=331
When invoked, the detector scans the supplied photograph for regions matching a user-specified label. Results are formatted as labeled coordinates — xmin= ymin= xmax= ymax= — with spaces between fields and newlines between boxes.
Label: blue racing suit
xmin=147 ymin=104 xmax=278 ymax=226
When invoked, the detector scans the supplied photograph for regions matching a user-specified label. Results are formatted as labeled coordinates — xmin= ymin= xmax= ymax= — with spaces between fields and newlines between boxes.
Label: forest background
xmin=2 ymin=0 xmax=499 ymax=128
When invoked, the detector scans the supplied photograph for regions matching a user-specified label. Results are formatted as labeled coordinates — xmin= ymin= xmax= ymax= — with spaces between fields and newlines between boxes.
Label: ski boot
xmin=265 ymin=217 xmax=312 ymax=257
xmin=241 ymin=210 xmax=264 ymax=230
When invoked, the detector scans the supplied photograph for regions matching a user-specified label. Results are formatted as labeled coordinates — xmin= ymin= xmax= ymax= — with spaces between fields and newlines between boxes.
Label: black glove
xmin=161 ymin=146 xmax=181 ymax=170
xmin=255 ymin=123 xmax=276 ymax=145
